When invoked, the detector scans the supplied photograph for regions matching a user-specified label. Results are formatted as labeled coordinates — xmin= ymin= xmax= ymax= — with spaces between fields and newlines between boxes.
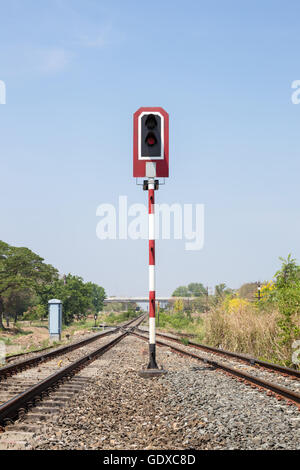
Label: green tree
xmin=173 ymin=283 xmax=207 ymax=298
xmin=37 ymin=282 xmax=58 ymax=312
xmin=187 ymin=283 xmax=207 ymax=297
xmin=86 ymin=283 xmax=106 ymax=313
xmin=172 ymin=286 xmax=190 ymax=297
xmin=214 ymin=283 xmax=227 ymax=298
xmin=3 ymin=289 xmax=35 ymax=326
xmin=23 ymin=304 xmax=46 ymax=324
xmin=0 ymin=241 xmax=58 ymax=329
xmin=57 ymin=275 xmax=94 ymax=324
xmin=37 ymin=277 xmax=106 ymax=325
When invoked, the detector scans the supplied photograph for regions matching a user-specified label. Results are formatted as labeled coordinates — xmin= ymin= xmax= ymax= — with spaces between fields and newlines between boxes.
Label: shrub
xmin=222 ymin=296 xmax=251 ymax=314
xmin=273 ymin=255 xmax=300 ymax=354
xmin=156 ymin=311 xmax=204 ymax=339
xmin=203 ymin=304 xmax=294 ymax=366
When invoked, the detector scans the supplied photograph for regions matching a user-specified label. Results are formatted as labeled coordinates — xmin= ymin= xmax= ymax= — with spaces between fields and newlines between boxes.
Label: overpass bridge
xmin=104 ymin=297 xmax=197 ymax=309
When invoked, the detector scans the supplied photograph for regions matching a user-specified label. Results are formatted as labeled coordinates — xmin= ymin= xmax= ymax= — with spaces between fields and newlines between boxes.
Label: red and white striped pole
xmin=148 ymin=178 xmax=158 ymax=369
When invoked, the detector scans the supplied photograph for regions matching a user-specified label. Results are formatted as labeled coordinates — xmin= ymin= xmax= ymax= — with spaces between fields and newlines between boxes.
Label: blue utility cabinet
xmin=48 ymin=299 xmax=62 ymax=340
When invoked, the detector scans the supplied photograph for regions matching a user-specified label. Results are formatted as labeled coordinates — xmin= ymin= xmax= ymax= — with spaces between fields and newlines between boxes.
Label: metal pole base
xmin=148 ymin=343 xmax=158 ymax=369
xmin=138 ymin=344 xmax=167 ymax=378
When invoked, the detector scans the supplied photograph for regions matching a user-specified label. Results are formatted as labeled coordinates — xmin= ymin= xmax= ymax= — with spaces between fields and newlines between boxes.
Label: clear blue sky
xmin=1 ymin=0 xmax=300 ymax=296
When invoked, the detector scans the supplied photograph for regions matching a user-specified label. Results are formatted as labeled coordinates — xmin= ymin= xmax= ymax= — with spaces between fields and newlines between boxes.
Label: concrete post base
xmin=138 ymin=368 xmax=167 ymax=378
xmin=50 ymin=334 xmax=61 ymax=342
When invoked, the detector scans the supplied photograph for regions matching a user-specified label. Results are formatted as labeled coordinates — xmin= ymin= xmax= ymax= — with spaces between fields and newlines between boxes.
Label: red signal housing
xmin=133 ymin=107 xmax=169 ymax=178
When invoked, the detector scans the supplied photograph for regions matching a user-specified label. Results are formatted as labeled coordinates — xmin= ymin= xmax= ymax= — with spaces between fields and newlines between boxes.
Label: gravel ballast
xmin=28 ymin=334 xmax=300 ymax=450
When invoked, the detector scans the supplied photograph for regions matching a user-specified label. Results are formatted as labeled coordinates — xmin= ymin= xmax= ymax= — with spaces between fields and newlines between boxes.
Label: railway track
xmin=1 ymin=324 xmax=298 ymax=450
xmin=4 ymin=325 xmax=118 ymax=364
xmin=146 ymin=328 xmax=300 ymax=379
xmin=20 ymin=334 xmax=300 ymax=450
xmin=1 ymin=316 xmax=298 ymax=450
xmin=0 ymin=314 xmax=146 ymax=429
xmin=0 ymin=317 xmax=137 ymax=378
xmin=132 ymin=330 xmax=300 ymax=407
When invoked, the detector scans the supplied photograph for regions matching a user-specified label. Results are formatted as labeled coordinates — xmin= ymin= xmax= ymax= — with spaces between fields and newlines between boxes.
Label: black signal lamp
xmin=145 ymin=114 xmax=157 ymax=130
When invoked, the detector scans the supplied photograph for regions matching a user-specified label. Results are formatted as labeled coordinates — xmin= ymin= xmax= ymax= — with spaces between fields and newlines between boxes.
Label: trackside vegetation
xmin=0 ymin=240 xmax=106 ymax=329
xmin=1 ymin=239 xmax=299 ymax=368
xmin=167 ymin=256 xmax=300 ymax=368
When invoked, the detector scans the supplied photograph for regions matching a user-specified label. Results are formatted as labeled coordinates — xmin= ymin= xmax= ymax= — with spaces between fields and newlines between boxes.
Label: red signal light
xmin=146 ymin=132 xmax=157 ymax=146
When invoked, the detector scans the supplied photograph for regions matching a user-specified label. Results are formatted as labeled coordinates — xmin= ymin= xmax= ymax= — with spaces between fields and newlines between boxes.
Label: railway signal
xmin=134 ymin=107 xmax=169 ymax=377
xmin=133 ymin=107 xmax=169 ymax=178
xmin=257 ymin=282 xmax=261 ymax=301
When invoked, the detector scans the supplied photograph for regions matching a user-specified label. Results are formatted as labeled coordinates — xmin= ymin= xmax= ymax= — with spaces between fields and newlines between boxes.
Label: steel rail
xmin=0 ymin=315 xmax=146 ymax=426
xmin=136 ymin=328 xmax=300 ymax=379
xmin=132 ymin=331 xmax=300 ymax=405
xmin=0 ymin=314 xmax=145 ymax=379
xmin=0 ymin=333 xmax=127 ymax=425
xmin=6 ymin=345 xmax=60 ymax=363
xmin=5 ymin=325 xmax=118 ymax=363
xmin=0 ymin=331 xmax=115 ymax=378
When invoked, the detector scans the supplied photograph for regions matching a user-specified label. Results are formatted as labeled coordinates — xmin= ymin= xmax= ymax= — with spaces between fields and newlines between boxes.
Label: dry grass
xmin=203 ymin=304 xmax=294 ymax=366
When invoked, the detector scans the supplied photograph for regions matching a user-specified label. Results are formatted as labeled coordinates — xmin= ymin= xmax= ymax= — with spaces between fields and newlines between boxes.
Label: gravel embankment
xmin=139 ymin=327 xmax=300 ymax=393
xmin=31 ymin=335 xmax=299 ymax=450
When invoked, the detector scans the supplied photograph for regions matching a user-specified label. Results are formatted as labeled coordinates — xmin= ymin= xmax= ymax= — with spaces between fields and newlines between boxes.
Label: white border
xmin=138 ymin=112 xmax=164 ymax=160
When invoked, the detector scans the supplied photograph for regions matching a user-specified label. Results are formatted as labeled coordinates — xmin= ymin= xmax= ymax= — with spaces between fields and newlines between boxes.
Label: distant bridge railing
xmin=104 ymin=297 xmax=198 ymax=304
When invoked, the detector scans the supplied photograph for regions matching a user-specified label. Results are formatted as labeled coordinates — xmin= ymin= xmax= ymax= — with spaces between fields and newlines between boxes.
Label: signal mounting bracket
xmin=143 ymin=180 xmax=159 ymax=191
xmin=136 ymin=178 xmax=165 ymax=188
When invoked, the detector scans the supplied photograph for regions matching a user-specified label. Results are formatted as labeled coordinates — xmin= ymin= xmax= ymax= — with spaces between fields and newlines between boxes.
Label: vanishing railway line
xmin=133 ymin=329 xmax=300 ymax=406
xmin=0 ymin=315 xmax=299 ymax=450
xmin=0 ymin=317 xmax=139 ymax=378
xmin=4 ymin=326 xmax=117 ymax=364
xmin=1 ymin=315 xmax=299 ymax=430
xmin=150 ymin=329 xmax=300 ymax=379
xmin=1 ymin=330 xmax=116 ymax=380
xmin=0 ymin=315 xmax=146 ymax=428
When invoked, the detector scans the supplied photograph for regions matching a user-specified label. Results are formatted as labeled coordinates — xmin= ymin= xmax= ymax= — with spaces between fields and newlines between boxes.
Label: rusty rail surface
xmin=132 ymin=331 xmax=300 ymax=406
xmin=136 ymin=328 xmax=300 ymax=379
xmin=0 ymin=314 xmax=146 ymax=426
xmin=0 ymin=314 xmax=144 ymax=379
